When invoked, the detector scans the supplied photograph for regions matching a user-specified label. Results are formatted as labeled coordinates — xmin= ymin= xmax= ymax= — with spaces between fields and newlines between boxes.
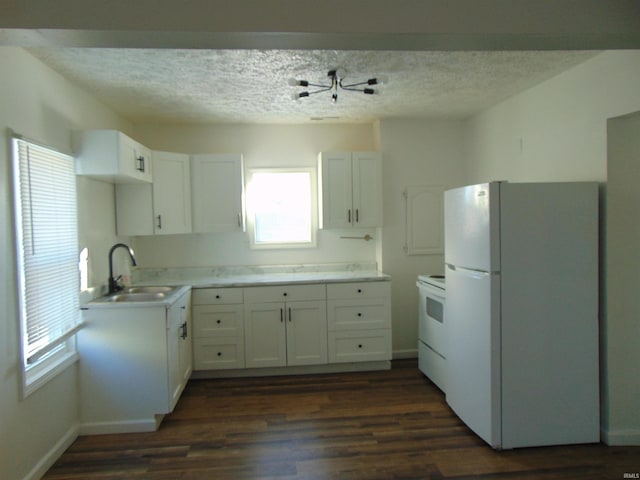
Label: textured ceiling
xmin=28 ymin=48 xmax=598 ymax=124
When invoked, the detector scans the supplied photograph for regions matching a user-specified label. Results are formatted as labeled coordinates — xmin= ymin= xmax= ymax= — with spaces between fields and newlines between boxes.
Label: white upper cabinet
xmin=74 ymin=130 xmax=153 ymax=183
xmin=318 ymin=151 xmax=383 ymax=228
xmin=191 ymin=154 xmax=245 ymax=233
xmin=116 ymin=151 xmax=192 ymax=236
xmin=152 ymin=151 xmax=192 ymax=235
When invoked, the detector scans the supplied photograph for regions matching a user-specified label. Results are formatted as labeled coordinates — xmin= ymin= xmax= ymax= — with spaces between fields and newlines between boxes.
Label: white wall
xmin=130 ymin=123 xmax=380 ymax=268
xmin=378 ymin=119 xmax=467 ymax=356
xmin=465 ymin=51 xmax=640 ymax=184
xmin=0 ymin=47 xmax=129 ymax=480
xmin=464 ymin=50 xmax=640 ymax=444
xmin=606 ymin=111 xmax=640 ymax=445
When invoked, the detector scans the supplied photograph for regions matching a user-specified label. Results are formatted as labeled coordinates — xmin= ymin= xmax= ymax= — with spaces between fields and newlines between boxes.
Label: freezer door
xmin=444 ymin=182 xmax=500 ymax=272
xmin=444 ymin=264 xmax=502 ymax=448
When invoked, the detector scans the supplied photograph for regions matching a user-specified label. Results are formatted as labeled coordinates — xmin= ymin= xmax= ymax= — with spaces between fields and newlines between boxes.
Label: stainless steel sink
xmin=123 ymin=286 xmax=177 ymax=294
xmin=104 ymin=292 xmax=169 ymax=302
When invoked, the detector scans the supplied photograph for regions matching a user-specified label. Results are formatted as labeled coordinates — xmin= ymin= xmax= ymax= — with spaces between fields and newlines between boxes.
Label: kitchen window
xmin=245 ymin=168 xmax=317 ymax=248
xmin=11 ymin=135 xmax=82 ymax=397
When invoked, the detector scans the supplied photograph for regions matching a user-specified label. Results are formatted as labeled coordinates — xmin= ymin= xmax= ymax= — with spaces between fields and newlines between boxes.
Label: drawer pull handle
xmin=357 ymin=289 xmax=362 ymax=293
xmin=216 ymin=295 xmax=220 ymax=299
xmin=358 ymin=344 xmax=363 ymax=348
xmin=216 ymin=319 xmax=221 ymax=324
xmin=283 ymin=292 xmax=288 ymax=296
xmin=217 ymin=352 xmax=222 ymax=356
xmin=357 ymin=313 xmax=362 ymax=317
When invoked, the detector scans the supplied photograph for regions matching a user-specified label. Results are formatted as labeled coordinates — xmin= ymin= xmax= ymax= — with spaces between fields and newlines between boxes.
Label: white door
xmin=444 ymin=182 xmax=500 ymax=272
xmin=285 ymin=300 xmax=328 ymax=366
xmin=352 ymin=152 xmax=382 ymax=227
xmin=191 ymin=154 xmax=244 ymax=232
xmin=152 ymin=151 xmax=192 ymax=235
xmin=445 ymin=264 xmax=502 ymax=448
xmin=319 ymin=152 xmax=352 ymax=228
xmin=244 ymin=302 xmax=286 ymax=368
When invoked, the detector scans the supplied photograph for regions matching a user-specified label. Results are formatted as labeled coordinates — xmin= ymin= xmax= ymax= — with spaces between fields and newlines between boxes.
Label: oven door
xmin=417 ymin=282 xmax=446 ymax=354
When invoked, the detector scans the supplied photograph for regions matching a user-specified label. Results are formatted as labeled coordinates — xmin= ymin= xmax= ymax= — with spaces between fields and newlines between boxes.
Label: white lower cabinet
xmin=78 ymin=289 xmax=192 ymax=434
xmin=191 ymin=280 xmax=391 ymax=375
xmin=192 ymin=287 xmax=245 ymax=370
xmin=244 ymin=285 xmax=327 ymax=368
xmin=327 ymin=282 xmax=392 ymax=363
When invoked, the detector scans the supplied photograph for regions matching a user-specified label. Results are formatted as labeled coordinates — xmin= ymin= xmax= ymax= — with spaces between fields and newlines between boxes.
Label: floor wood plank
xmin=43 ymin=360 xmax=639 ymax=479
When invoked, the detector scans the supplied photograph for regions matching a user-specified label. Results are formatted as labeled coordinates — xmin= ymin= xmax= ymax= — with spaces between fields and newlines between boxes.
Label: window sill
xmin=22 ymin=350 xmax=79 ymax=399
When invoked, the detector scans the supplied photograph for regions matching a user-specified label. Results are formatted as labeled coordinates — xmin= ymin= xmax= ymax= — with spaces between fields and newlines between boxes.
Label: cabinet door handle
xmin=288 ymin=307 xmax=292 ymax=322
xmin=237 ymin=212 xmax=242 ymax=227
xmin=136 ymin=155 xmax=145 ymax=172
xmin=180 ymin=321 xmax=188 ymax=339
xmin=348 ymin=209 xmax=351 ymax=223
xmin=355 ymin=209 xmax=359 ymax=223
xmin=280 ymin=308 xmax=284 ymax=323
xmin=156 ymin=214 xmax=162 ymax=229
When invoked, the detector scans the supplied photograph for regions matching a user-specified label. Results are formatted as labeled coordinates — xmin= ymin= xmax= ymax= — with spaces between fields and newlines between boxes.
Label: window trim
xmin=11 ymin=134 xmax=81 ymax=399
xmin=245 ymin=167 xmax=318 ymax=250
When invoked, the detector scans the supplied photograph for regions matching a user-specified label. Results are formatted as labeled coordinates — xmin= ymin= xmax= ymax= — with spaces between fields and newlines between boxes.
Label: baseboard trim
xmin=601 ymin=427 xmax=640 ymax=446
xmin=23 ymin=423 xmax=78 ymax=480
xmin=392 ymin=349 xmax=418 ymax=360
xmin=79 ymin=417 xmax=163 ymax=436
xmin=191 ymin=360 xmax=391 ymax=379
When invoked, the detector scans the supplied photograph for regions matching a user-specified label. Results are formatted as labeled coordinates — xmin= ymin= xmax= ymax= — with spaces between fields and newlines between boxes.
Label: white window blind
xmin=12 ymin=136 xmax=81 ymax=390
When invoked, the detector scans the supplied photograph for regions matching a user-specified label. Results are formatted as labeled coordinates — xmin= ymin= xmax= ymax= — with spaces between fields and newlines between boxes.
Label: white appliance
xmin=416 ymin=275 xmax=446 ymax=392
xmin=444 ymin=181 xmax=600 ymax=450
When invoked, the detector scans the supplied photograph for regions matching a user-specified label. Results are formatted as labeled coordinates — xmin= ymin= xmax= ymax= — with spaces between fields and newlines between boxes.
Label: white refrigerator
xmin=444 ymin=181 xmax=600 ymax=449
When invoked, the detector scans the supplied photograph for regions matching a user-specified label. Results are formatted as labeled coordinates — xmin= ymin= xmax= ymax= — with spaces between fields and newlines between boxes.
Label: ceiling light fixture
xmin=289 ymin=69 xmax=386 ymax=103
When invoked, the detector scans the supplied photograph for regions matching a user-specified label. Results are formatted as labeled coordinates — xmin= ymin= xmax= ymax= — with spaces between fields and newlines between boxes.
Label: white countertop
xmin=132 ymin=262 xmax=390 ymax=288
xmin=149 ymin=270 xmax=390 ymax=288
xmin=83 ymin=263 xmax=390 ymax=308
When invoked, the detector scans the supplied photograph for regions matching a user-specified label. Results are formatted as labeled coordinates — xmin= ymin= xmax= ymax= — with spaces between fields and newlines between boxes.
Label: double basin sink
xmin=102 ymin=285 xmax=178 ymax=303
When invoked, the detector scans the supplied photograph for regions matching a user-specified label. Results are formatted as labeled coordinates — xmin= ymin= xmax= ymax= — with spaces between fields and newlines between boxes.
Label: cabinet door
xmin=167 ymin=303 xmax=183 ymax=411
xmin=178 ymin=295 xmax=193 ymax=392
xmin=115 ymin=183 xmax=154 ymax=236
xmin=352 ymin=152 xmax=383 ymax=227
xmin=191 ymin=154 xmax=244 ymax=232
xmin=168 ymin=291 xmax=192 ymax=411
xmin=129 ymin=138 xmax=153 ymax=183
xmin=152 ymin=151 xmax=192 ymax=235
xmin=286 ymin=300 xmax=328 ymax=366
xmin=74 ymin=130 xmax=152 ymax=183
xmin=318 ymin=152 xmax=352 ymax=228
xmin=244 ymin=302 xmax=286 ymax=368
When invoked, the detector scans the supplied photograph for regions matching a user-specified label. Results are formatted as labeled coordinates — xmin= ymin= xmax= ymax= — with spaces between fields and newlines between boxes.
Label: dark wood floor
xmin=44 ymin=360 xmax=638 ymax=479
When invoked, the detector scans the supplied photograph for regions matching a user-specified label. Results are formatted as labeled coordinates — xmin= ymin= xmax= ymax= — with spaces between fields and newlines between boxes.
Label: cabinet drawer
xmin=192 ymin=287 xmax=243 ymax=305
xmin=327 ymin=281 xmax=390 ymax=300
xmin=418 ymin=342 xmax=446 ymax=393
xmin=193 ymin=305 xmax=243 ymax=337
xmin=244 ymin=284 xmax=326 ymax=303
xmin=193 ymin=337 xmax=245 ymax=370
xmin=327 ymin=298 xmax=391 ymax=331
xmin=328 ymin=330 xmax=391 ymax=363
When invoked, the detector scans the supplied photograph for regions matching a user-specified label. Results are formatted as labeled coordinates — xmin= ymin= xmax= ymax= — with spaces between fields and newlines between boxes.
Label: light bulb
xmin=376 ymin=75 xmax=388 ymax=85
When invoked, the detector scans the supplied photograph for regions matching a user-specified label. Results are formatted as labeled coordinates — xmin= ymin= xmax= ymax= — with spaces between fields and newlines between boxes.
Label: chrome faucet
xmin=108 ymin=243 xmax=137 ymax=294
